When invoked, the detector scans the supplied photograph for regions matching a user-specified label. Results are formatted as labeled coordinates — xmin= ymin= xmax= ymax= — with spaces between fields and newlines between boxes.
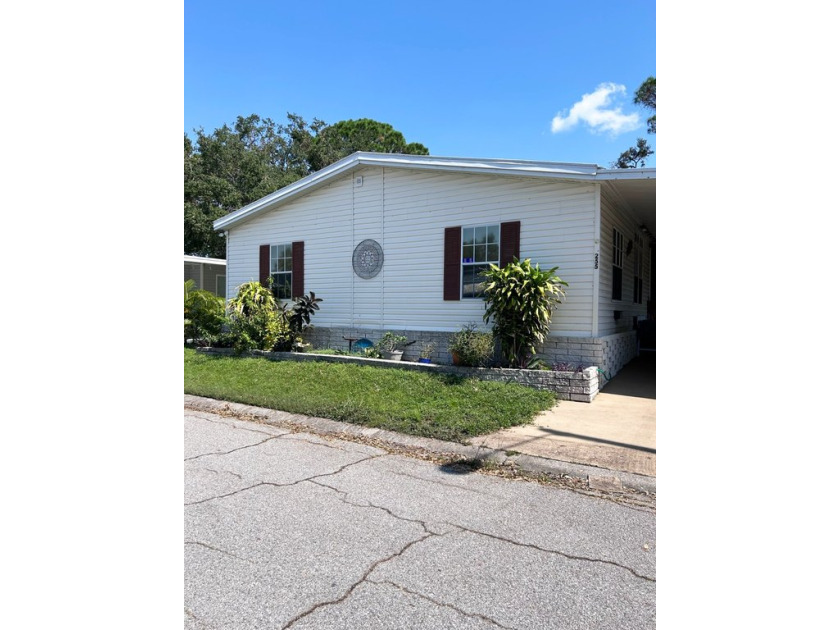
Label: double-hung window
xmin=462 ymin=224 xmax=500 ymax=298
xmin=270 ymin=243 xmax=293 ymax=300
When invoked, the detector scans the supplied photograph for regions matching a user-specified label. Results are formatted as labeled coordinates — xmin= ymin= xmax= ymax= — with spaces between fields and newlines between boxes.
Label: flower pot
xmin=382 ymin=350 xmax=403 ymax=361
xmin=451 ymin=352 xmax=462 ymax=366
xmin=418 ymin=357 xmax=432 ymax=364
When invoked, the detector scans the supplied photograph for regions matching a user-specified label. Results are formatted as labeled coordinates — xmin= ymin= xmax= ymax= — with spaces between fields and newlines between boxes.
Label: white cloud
xmin=551 ymin=83 xmax=641 ymax=135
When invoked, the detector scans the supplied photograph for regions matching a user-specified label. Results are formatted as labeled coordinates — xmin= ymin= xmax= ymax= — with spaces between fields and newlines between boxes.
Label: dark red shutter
xmin=443 ymin=226 xmax=461 ymax=301
xmin=500 ymin=221 xmax=520 ymax=267
xmin=292 ymin=241 xmax=304 ymax=298
xmin=259 ymin=244 xmax=270 ymax=288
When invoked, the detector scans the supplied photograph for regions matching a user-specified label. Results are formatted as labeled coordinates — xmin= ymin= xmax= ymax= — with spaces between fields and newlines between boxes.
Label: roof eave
xmin=213 ymin=152 xmax=655 ymax=231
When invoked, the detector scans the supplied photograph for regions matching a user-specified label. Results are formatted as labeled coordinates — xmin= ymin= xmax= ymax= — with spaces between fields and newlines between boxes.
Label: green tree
xmin=185 ymin=114 xmax=430 ymax=257
xmin=613 ymin=77 xmax=655 ymax=168
xmin=614 ymin=138 xmax=654 ymax=169
xmin=307 ymin=118 xmax=429 ymax=172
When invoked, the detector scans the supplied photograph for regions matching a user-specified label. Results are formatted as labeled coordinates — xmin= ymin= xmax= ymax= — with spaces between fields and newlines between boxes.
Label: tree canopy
xmin=185 ymin=114 xmax=429 ymax=257
xmin=613 ymin=77 xmax=655 ymax=169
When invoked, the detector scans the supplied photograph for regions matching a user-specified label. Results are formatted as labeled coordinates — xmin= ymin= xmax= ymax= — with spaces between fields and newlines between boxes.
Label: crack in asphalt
xmin=278 ymin=432 xmax=383 ymax=456
xmin=451 ymin=524 xmax=655 ymax=583
xmin=184 ymin=606 xmax=212 ymax=629
xmin=305 ymin=479 xmax=653 ymax=583
xmin=385 ymin=468 xmax=502 ymax=498
xmin=184 ymin=454 xmax=385 ymax=506
xmin=201 ymin=467 xmax=243 ymax=479
xmin=184 ymin=433 xmax=285 ymax=462
xmin=186 ymin=411 xmax=285 ymax=436
xmin=186 ymin=401 xmax=654 ymax=508
xmin=369 ymin=579 xmax=516 ymax=630
xmin=280 ymin=533 xmax=435 ymax=630
xmin=185 ymin=541 xmax=252 ymax=564
xmin=309 ymin=479 xmax=438 ymax=535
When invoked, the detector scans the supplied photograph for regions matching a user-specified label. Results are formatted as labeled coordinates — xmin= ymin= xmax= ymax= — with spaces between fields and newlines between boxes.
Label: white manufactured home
xmin=213 ymin=152 xmax=655 ymax=377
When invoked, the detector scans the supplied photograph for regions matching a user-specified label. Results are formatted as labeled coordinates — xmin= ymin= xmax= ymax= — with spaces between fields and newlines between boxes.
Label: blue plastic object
xmin=352 ymin=338 xmax=373 ymax=351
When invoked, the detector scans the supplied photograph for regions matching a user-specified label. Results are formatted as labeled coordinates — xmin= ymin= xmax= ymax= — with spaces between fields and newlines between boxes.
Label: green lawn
xmin=184 ymin=348 xmax=555 ymax=443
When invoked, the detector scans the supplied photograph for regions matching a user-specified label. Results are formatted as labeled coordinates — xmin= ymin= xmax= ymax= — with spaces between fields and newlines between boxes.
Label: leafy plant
xmin=448 ymin=323 xmax=495 ymax=367
xmin=184 ymin=280 xmax=225 ymax=345
xmin=288 ymin=291 xmax=323 ymax=334
xmin=227 ymin=281 xmax=288 ymax=353
xmin=481 ymin=258 xmax=568 ymax=368
xmin=375 ymin=332 xmax=409 ymax=355
xmin=419 ymin=341 xmax=436 ymax=360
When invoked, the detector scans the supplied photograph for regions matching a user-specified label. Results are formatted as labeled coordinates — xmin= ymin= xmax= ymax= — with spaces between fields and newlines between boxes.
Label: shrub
xmin=184 ymin=280 xmax=225 ymax=346
xmin=481 ymin=258 xmax=567 ymax=368
xmin=227 ymin=281 xmax=288 ymax=353
xmin=448 ymin=323 xmax=494 ymax=367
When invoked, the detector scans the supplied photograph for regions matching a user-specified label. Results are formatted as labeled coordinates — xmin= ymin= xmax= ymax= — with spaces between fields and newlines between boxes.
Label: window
xmin=612 ymin=228 xmax=624 ymax=301
xmin=216 ymin=274 xmax=226 ymax=298
xmin=462 ymin=224 xmax=500 ymax=298
xmin=260 ymin=241 xmax=303 ymax=299
xmin=270 ymin=243 xmax=293 ymax=300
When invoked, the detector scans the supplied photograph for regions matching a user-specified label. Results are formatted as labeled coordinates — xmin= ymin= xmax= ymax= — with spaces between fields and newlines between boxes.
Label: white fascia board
xmin=354 ymin=152 xmax=601 ymax=178
xmin=594 ymin=168 xmax=656 ymax=181
xmin=212 ymin=153 xmax=362 ymax=231
xmin=184 ymin=255 xmax=226 ymax=265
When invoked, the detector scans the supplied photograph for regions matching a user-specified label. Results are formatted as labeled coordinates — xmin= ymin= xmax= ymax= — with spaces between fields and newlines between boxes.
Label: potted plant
xmin=418 ymin=341 xmax=436 ymax=364
xmin=448 ymin=323 xmax=494 ymax=367
xmin=376 ymin=332 xmax=409 ymax=361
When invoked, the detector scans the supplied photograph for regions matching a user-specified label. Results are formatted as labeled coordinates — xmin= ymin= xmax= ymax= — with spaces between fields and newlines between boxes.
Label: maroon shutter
xmin=259 ymin=244 xmax=270 ymax=288
xmin=443 ymin=226 xmax=461 ymax=301
xmin=292 ymin=241 xmax=304 ymax=298
xmin=500 ymin=221 xmax=520 ymax=267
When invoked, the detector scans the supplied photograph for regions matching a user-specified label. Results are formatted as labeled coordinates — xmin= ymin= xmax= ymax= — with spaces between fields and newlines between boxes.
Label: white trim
xmin=592 ymin=184 xmax=600 ymax=337
xmin=213 ymin=152 xmax=656 ymax=231
xmin=184 ymin=254 xmax=226 ymax=265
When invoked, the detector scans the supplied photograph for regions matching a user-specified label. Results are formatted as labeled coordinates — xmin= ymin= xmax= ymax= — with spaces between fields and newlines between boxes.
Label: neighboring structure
xmin=213 ymin=152 xmax=655 ymax=377
xmin=184 ymin=255 xmax=226 ymax=297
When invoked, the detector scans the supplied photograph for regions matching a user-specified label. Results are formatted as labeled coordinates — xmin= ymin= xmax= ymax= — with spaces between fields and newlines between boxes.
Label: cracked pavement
xmin=185 ymin=409 xmax=656 ymax=629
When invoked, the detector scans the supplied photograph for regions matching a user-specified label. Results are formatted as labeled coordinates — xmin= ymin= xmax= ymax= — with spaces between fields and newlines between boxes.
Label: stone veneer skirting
xmin=303 ymin=326 xmax=640 ymax=381
xmin=197 ymin=347 xmax=601 ymax=402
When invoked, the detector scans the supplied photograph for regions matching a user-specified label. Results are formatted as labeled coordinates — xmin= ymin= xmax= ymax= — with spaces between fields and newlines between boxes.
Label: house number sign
xmin=352 ymin=239 xmax=384 ymax=279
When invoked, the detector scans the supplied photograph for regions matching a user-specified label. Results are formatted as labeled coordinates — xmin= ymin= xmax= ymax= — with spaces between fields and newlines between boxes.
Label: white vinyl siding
xmin=598 ymin=185 xmax=651 ymax=335
xmin=226 ymin=166 xmax=601 ymax=336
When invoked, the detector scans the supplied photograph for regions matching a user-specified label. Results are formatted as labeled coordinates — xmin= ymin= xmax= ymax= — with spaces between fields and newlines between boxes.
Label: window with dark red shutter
xmin=259 ymin=244 xmax=270 ymax=288
xmin=260 ymin=241 xmax=304 ymax=300
xmin=444 ymin=220 xmax=521 ymax=300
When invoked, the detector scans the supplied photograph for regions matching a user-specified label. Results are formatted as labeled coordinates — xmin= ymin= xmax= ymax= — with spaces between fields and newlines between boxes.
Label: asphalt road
xmin=185 ymin=409 xmax=656 ymax=629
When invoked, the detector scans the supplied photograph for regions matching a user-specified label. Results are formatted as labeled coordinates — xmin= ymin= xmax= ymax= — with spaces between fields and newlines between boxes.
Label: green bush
xmin=448 ymin=323 xmax=495 ymax=367
xmin=481 ymin=258 xmax=567 ymax=368
xmin=184 ymin=280 xmax=225 ymax=345
xmin=227 ymin=281 xmax=289 ymax=354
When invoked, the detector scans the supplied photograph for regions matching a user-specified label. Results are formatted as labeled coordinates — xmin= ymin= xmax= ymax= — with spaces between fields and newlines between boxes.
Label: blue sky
xmin=185 ymin=1 xmax=656 ymax=168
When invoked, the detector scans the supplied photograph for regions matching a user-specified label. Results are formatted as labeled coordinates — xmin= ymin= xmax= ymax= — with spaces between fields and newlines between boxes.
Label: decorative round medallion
xmin=352 ymin=239 xmax=384 ymax=279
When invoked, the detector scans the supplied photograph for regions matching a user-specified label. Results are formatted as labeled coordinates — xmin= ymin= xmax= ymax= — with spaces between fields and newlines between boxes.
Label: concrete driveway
xmin=469 ymin=353 xmax=656 ymax=477
xmin=185 ymin=408 xmax=656 ymax=629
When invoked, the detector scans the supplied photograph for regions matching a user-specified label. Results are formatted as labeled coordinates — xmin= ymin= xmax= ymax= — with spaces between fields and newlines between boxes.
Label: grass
xmin=184 ymin=348 xmax=555 ymax=443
